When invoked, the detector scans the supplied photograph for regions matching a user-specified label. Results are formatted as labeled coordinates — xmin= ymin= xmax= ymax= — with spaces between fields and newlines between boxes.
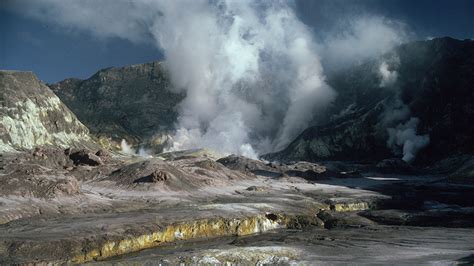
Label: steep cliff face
xmin=49 ymin=61 xmax=184 ymax=150
xmin=0 ymin=71 xmax=93 ymax=152
xmin=266 ymin=37 xmax=474 ymax=165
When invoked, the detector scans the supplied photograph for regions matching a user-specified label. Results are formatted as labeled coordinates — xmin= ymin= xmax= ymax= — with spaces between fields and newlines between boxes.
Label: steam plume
xmin=120 ymin=139 xmax=135 ymax=155
xmin=320 ymin=16 xmax=409 ymax=71
xmin=379 ymin=61 xmax=398 ymax=87
xmin=120 ymin=139 xmax=153 ymax=158
xmin=152 ymin=1 xmax=335 ymax=157
xmin=378 ymin=60 xmax=430 ymax=162
xmin=387 ymin=118 xmax=430 ymax=162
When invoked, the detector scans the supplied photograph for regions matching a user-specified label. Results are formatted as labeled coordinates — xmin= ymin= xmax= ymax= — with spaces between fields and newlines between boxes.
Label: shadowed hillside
xmin=265 ymin=37 xmax=474 ymax=166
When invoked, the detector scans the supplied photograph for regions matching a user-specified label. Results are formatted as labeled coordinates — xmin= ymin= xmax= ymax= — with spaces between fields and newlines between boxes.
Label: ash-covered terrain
xmin=1 ymin=37 xmax=474 ymax=264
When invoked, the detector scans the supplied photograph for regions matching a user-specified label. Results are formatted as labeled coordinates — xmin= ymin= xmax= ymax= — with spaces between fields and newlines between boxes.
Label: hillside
xmin=0 ymin=70 xmax=94 ymax=152
xmin=266 ymin=37 xmax=474 ymax=165
xmin=49 ymin=61 xmax=184 ymax=150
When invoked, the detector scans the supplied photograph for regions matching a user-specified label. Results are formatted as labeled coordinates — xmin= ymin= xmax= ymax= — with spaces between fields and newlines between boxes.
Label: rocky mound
xmin=217 ymin=155 xmax=343 ymax=181
xmin=49 ymin=62 xmax=184 ymax=151
xmin=0 ymin=146 xmax=117 ymax=199
xmin=0 ymin=71 xmax=95 ymax=152
xmin=107 ymin=159 xmax=192 ymax=189
xmin=217 ymin=155 xmax=278 ymax=175
xmin=104 ymin=155 xmax=252 ymax=191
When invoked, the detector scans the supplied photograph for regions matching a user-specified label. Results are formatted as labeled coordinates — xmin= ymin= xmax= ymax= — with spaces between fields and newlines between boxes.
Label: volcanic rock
xmin=49 ymin=62 xmax=184 ymax=151
xmin=0 ymin=71 xmax=94 ymax=152
xmin=217 ymin=155 xmax=274 ymax=173
xmin=69 ymin=150 xmax=103 ymax=166
xmin=134 ymin=170 xmax=169 ymax=183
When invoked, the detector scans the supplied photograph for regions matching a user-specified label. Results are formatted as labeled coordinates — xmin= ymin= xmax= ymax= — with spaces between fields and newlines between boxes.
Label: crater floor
xmin=0 ymin=149 xmax=473 ymax=264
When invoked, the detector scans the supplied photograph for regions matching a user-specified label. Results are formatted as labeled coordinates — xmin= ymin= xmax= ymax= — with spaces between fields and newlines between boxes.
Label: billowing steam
xmin=120 ymin=139 xmax=135 ymax=155
xmin=378 ymin=60 xmax=430 ymax=162
xmin=320 ymin=16 xmax=409 ymax=72
xmin=387 ymin=118 xmax=430 ymax=162
xmin=379 ymin=62 xmax=398 ymax=87
xmin=152 ymin=1 xmax=335 ymax=157
xmin=6 ymin=0 xmax=412 ymax=158
xmin=120 ymin=139 xmax=152 ymax=158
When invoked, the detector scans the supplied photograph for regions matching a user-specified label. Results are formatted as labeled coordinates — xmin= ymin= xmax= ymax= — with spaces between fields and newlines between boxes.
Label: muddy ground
xmin=0 ymin=148 xmax=473 ymax=264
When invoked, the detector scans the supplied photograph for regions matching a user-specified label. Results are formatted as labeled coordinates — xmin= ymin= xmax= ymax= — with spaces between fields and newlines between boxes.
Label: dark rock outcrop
xmin=69 ymin=149 xmax=103 ymax=166
xmin=134 ymin=170 xmax=169 ymax=183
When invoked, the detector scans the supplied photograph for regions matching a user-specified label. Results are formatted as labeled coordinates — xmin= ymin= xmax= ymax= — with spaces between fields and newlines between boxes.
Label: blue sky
xmin=1 ymin=0 xmax=473 ymax=83
xmin=0 ymin=8 xmax=161 ymax=83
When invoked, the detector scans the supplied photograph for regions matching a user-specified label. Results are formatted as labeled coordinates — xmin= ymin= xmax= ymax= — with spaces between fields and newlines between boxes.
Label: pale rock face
xmin=0 ymin=71 xmax=92 ymax=152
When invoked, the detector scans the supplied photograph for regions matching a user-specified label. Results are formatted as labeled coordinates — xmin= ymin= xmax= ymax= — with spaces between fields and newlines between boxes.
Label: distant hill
xmin=265 ymin=37 xmax=474 ymax=165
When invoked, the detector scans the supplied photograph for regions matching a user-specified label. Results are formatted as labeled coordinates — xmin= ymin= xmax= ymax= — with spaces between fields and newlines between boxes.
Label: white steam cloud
xmin=7 ymin=0 xmax=412 ymax=158
xmin=152 ymin=1 xmax=335 ymax=157
xmin=120 ymin=139 xmax=135 ymax=155
xmin=120 ymin=139 xmax=153 ymax=158
xmin=378 ymin=60 xmax=430 ymax=162
xmin=379 ymin=61 xmax=398 ymax=87
xmin=320 ymin=16 xmax=409 ymax=71
xmin=387 ymin=118 xmax=430 ymax=162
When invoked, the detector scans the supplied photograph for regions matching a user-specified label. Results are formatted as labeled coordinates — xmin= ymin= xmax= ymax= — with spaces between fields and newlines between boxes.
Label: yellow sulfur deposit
xmin=72 ymin=214 xmax=285 ymax=263
xmin=331 ymin=202 xmax=370 ymax=212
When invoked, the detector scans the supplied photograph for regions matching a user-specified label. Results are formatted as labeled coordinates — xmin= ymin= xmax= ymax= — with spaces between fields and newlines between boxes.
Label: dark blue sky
xmin=0 ymin=8 xmax=161 ymax=83
xmin=1 ymin=0 xmax=473 ymax=83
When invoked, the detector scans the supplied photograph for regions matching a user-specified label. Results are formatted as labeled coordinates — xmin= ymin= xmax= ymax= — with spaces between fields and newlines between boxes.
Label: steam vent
xmin=1 ymin=0 xmax=474 ymax=264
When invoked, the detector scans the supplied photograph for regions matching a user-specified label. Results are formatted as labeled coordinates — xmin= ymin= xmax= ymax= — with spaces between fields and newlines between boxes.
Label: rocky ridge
xmin=49 ymin=61 xmax=184 ymax=151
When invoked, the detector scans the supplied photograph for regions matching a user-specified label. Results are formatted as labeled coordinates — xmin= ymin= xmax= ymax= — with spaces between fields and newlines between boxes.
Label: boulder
xmin=69 ymin=150 xmax=103 ymax=166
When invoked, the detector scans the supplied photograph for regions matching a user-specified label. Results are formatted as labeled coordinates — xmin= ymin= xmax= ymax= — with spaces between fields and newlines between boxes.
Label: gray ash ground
xmin=1 ymin=148 xmax=474 ymax=264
